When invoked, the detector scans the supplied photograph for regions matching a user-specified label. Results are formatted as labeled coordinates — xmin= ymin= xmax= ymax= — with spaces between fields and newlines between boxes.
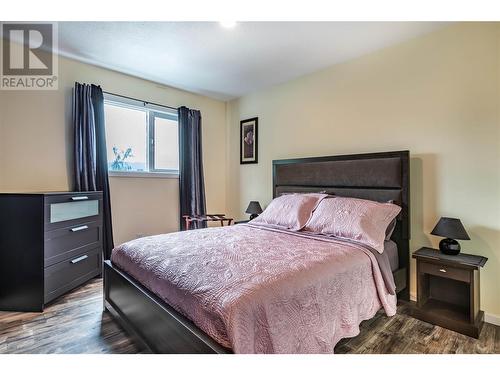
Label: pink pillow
xmin=304 ymin=197 xmax=401 ymax=253
xmin=251 ymin=193 xmax=328 ymax=231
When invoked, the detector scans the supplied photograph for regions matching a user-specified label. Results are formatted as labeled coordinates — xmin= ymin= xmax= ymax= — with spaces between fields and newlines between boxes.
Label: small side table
xmin=235 ymin=220 xmax=250 ymax=224
xmin=183 ymin=214 xmax=233 ymax=230
xmin=411 ymin=247 xmax=488 ymax=338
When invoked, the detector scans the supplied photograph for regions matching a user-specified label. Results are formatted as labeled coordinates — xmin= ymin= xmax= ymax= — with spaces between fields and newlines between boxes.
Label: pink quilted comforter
xmin=111 ymin=224 xmax=397 ymax=353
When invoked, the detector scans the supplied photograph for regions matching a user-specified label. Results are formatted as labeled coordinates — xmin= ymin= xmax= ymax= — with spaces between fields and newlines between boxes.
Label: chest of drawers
xmin=0 ymin=191 xmax=103 ymax=312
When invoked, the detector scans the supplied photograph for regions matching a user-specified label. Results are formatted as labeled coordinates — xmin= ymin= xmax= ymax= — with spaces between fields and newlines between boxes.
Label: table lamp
xmin=431 ymin=217 xmax=470 ymax=255
xmin=245 ymin=201 xmax=263 ymax=220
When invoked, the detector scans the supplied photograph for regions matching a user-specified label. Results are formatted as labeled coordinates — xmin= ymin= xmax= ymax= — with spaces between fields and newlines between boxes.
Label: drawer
xmin=44 ymin=247 xmax=102 ymax=304
xmin=44 ymin=193 xmax=102 ymax=231
xmin=44 ymin=221 xmax=102 ymax=267
xmin=44 ymin=191 xmax=102 ymax=205
xmin=420 ymin=261 xmax=470 ymax=283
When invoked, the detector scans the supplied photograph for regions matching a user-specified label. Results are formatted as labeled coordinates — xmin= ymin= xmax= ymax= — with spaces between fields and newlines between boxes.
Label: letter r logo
xmin=2 ymin=23 xmax=53 ymax=76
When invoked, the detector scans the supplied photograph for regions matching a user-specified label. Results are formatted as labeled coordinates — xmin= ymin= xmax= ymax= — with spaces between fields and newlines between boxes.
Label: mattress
xmin=111 ymin=224 xmax=397 ymax=353
xmin=385 ymin=240 xmax=399 ymax=272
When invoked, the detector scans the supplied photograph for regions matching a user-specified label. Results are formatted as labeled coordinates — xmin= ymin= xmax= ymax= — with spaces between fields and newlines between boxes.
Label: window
xmin=104 ymin=93 xmax=179 ymax=177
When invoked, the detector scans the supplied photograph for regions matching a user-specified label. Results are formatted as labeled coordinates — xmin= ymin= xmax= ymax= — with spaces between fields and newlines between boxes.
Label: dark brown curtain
xmin=178 ymin=106 xmax=206 ymax=230
xmin=73 ymin=82 xmax=114 ymax=258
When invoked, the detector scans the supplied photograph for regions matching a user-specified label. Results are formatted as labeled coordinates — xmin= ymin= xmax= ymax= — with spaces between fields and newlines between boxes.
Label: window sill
xmin=108 ymin=171 xmax=179 ymax=179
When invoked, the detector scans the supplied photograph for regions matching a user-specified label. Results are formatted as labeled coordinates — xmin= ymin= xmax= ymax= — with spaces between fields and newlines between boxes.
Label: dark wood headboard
xmin=272 ymin=150 xmax=410 ymax=299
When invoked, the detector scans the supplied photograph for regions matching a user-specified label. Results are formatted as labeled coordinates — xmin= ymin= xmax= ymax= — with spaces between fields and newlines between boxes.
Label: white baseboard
xmin=407 ymin=292 xmax=499 ymax=327
xmin=485 ymin=312 xmax=500 ymax=326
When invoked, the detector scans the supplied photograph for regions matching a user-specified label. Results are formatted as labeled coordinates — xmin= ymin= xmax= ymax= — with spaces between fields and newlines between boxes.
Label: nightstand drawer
xmin=420 ymin=261 xmax=470 ymax=283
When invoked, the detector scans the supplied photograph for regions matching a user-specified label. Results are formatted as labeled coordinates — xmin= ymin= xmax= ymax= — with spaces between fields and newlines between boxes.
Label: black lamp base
xmin=439 ymin=238 xmax=461 ymax=255
xmin=249 ymin=214 xmax=259 ymax=220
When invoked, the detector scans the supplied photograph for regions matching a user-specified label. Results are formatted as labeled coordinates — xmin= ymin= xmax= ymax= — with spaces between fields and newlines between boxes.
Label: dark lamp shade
xmin=245 ymin=201 xmax=263 ymax=215
xmin=431 ymin=217 xmax=470 ymax=240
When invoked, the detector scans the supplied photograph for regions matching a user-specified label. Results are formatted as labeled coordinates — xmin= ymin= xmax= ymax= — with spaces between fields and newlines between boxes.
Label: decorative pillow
xmin=250 ymin=193 xmax=328 ymax=231
xmin=303 ymin=196 xmax=401 ymax=253
xmin=279 ymin=190 xmax=329 ymax=196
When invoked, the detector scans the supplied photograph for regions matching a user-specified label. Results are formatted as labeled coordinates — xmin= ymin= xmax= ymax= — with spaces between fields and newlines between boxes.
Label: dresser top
xmin=413 ymin=247 xmax=488 ymax=268
xmin=0 ymin=191 xmax=102 ymax=196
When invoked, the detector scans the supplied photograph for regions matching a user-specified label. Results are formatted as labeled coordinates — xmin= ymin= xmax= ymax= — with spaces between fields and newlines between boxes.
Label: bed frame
xmin=104 ymin=150 xmax=410 ymax=353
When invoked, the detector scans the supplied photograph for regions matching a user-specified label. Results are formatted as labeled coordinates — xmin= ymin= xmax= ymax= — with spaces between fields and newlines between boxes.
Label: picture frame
xmin=240 ymin=117 xmax=258 ymax=164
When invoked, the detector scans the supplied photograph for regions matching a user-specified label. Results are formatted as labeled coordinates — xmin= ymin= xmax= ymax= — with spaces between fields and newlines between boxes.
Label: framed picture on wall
xmin=240 ymin=117 xmax=258 ymax=164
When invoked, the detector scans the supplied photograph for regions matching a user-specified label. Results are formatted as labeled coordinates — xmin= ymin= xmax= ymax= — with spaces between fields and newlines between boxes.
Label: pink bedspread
xmin=111 ymin=224 xmax=397 ymax=353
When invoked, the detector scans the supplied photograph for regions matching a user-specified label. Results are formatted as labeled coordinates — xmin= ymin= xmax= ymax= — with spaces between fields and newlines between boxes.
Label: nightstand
xmin=412 ymin=247 xmax=488 ymax=338
xmin=234 ymin=220 xmax=250 ymax=224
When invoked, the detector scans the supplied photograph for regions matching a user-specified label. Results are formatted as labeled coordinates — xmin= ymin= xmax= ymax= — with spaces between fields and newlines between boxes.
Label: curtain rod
xmin=102 ymin=91 xmax=178 ymax=111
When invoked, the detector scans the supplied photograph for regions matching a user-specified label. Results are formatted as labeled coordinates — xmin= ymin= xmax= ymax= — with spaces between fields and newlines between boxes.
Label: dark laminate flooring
xmin=0 ymin=278 xmax=147 ymax=354
xmin=0 ymin=278 xmax=498 ymax=354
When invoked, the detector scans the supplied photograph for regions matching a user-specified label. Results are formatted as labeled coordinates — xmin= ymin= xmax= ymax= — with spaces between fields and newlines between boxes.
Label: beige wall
xmin=226 ymin=23 xmax=500 ymax=317
xmin=0 ymin=55 xmax=227 ymax=245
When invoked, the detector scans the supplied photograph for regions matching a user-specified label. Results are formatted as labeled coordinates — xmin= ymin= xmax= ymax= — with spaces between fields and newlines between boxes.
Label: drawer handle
xmin=70 ymin=225 xmax=89 ymax=232
xmin=71 ymin=255 xmax=88 ymax=264
xmin=439 ymin=268 xmax=447 ymax=273
xmin=71 ymin=196 xmax=89 ymax=201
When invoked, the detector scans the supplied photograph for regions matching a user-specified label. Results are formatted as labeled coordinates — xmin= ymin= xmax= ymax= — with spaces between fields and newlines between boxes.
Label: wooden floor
xmin=0 ymin=279 xmax=147 ymax=354
xmin=1 ymin=278 xmax=499 ymax=354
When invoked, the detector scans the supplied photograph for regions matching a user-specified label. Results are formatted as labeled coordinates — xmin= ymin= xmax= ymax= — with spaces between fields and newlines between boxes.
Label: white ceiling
xmin=58 ymin=22 xmax=447 ymax=101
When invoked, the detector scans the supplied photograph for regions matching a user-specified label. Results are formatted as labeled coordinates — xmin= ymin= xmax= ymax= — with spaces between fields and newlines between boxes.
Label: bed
xmin=103 ymin=150 xmax=410 ymax=353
